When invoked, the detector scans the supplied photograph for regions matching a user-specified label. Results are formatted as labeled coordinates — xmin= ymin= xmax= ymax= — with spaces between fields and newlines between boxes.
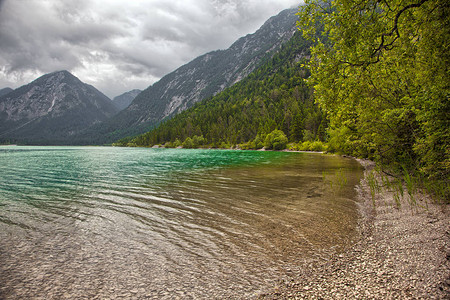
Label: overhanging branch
xmin=340 ymin=0 xmax=429 ymax=68
xmin=371 ymin=0 xmax=429 ymax=58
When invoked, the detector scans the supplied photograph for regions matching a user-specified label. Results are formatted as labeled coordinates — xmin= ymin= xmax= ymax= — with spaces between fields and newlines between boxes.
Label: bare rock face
xmin=91 ymin=8 xmax=299 ymax=142
xmin=0 ymin=71 xmax=118 ymax=144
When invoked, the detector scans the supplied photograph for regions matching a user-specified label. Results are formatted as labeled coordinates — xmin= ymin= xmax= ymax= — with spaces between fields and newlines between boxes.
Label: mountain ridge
xmin=112 ymin=89 xmax=142 ymax=111
xmin=83 ymin=7 xmax=300 ymax=143
xmin=0 ymin=70 xmax=118 ymax=144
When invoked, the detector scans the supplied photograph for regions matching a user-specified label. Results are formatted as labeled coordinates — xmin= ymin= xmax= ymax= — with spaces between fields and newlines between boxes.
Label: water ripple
xmin=0 ymin=146 xmax=363 ymax=299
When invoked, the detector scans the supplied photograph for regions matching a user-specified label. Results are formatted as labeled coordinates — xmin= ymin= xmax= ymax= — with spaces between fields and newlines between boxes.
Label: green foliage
xmin=179 ymin=135 xmax=207 ymax=149
xmin=299 ymin=0 xmax=449 ymax=199
xmin=366 ymin=171 xmax=380 ymax=207
xmin=253 ymin=134 xmax=265 ymax=150
xmin=182 ymin=137 xmax=194 ymax=149
xmin=174 ymin=138 xmax=182 ymax=148
xmin=309 ymin=141 xmax=327 ymax=152
xmin=264 ymin=130 xmax=288 ymax=150
xmin=112 ymin=136 xmax=134 ymax=147
xmin=289 ymin=140 xmax=327 ymax=152
xmin=402 ymin=165 xmax=417 ymax=206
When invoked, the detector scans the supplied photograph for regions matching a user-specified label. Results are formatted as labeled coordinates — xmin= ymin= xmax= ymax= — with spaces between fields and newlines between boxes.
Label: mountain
xmin=0 ymin=88 xmax=13 ymax=97
xmin=86 ymin=7 xmax=300 ymax=143
xmin=126 ymin=30 xmax=325 ymax=148
xmin=0 ymin=70 xmax=119 ymax=144
xmin=112 ymin=89 xmax=142 ymax=111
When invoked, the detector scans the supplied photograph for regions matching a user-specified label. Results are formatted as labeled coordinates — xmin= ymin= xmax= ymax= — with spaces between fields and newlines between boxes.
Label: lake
xmin=0 ymin=146 xmax=363 ymax=299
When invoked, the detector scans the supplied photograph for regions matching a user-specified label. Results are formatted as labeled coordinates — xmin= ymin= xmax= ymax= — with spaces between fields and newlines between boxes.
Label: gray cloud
xmin=0 ymin=0 xmax=300 ymax=98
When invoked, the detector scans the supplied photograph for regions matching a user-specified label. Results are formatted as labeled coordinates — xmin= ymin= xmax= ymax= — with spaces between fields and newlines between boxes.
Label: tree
xmin=298 ymin=0 xmax=449 ymax=190
xmin=264 ymin=129 xmax=288 ymax=150
xmin=290 ymin=113 xmax=304 ymax=142
xmin=182 ymin=137 xmax=194 ymax=148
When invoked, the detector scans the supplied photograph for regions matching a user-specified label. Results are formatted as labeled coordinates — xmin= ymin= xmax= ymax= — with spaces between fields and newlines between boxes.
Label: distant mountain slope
xmin=128 ymin=30 xmax=325 ymax=148
xmin=86 ymin=7 xmax=300 ymax=143
xmin=0 ymin=88 xmax=13 ymax=97
xmin=112 ymin=89 xmax=142 ymax=111
xmin=0 ymin=71 xmax=118 ymax=144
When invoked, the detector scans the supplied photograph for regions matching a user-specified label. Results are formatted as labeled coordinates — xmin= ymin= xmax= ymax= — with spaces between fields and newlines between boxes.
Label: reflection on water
xmin=0 ymin=147 xmax=363 ymax=299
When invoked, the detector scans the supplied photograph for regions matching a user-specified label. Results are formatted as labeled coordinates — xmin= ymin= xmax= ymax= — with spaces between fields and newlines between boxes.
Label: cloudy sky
xmin=0 ymin=0 xmax=300 ymax=98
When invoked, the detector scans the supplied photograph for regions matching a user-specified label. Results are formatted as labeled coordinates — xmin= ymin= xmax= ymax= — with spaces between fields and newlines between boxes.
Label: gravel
xmin=260 ymin=159 xmax=449 ymax=299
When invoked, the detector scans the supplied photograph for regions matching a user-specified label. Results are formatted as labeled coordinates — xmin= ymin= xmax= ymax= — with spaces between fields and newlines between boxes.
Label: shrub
xmin=299 ymin=141 xmax=311 ymax=151
xmin=294 ymin=140 xmax=327 ymax=152
xmin=219 ymin=142 xmax=231 ymax=149
xmin=309 ymin=141 xmax=327 ymax=152
xmin=264 ymin=130 xmax=288 ymax=150
xmin=253 ymin=134 xmax=265 ymax=149
xmin=192 ymin=135 xmax=206 ymax=147
xmin=288 ymin=143 xmax=299 ymax=151
xmin=181 ymin=135 xmax=206 ymax=148
xmin=239 ymin=142 xmax=253 ymax=150
xmin=182 ymin=137 xmax=194 ymax=148
xmin=174 ymin=138 xmax=182 ymax=148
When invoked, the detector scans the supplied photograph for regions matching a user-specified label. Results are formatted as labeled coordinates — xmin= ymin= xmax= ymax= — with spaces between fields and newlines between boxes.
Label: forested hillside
xmin=122 ymin=31 xmax=326 ymax=150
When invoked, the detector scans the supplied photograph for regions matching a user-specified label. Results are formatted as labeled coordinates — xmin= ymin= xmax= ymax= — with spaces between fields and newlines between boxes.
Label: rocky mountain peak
xmin=0 ymin=70 xmax=118 ymax=144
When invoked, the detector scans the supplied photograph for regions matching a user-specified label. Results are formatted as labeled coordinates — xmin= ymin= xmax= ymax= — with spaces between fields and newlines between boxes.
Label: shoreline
xmin=260 ymin=158 xmax=449 ymax=299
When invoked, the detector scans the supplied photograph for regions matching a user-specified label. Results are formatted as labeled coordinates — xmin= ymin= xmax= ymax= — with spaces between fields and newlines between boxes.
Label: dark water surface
xmin=0 ymin=146 xmax=363 ymax=299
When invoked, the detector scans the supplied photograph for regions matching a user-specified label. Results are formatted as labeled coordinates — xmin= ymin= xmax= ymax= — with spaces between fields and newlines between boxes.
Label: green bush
xmin=239 ymin=142 xmax=253 ymax=150
xmin=309 ymin=141 xmax=327 ymax=152
xmin=288 ymin=143 xmax=299 ymax=151
xmin=299 ymin=141 xmax=311 ymax=151
xmin=182 ymin=137 xmax=194 ymax=148
xmin=292 ymin=141 xmax=327 ymax=152
xmin=192 ymin=135 xmax=206 ymax=147
xmin=219 ymin=142 xmax=231 ymax=149
xmin=182 ymin=135 xmax=206 ymax=148
xmin=264 ymin=130 xmax=288 ymax=150
xmin=174 ymin=138 xmax=182 ymax=148
xmin=253 ymin=134 xmax=265 ymax=149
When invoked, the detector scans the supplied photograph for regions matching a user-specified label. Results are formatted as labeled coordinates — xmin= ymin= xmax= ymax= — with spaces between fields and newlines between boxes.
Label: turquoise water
xmin=0 ymin=146 xmax=363 ymax=298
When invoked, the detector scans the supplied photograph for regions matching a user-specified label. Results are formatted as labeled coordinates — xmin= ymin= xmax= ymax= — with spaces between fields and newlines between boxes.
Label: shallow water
xmin=0 ymin=146 xmax=363 ymax=299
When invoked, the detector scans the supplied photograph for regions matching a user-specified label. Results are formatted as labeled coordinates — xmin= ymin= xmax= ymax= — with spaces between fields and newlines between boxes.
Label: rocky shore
xmin=260 ymin=159 xmax=449 ymax=299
